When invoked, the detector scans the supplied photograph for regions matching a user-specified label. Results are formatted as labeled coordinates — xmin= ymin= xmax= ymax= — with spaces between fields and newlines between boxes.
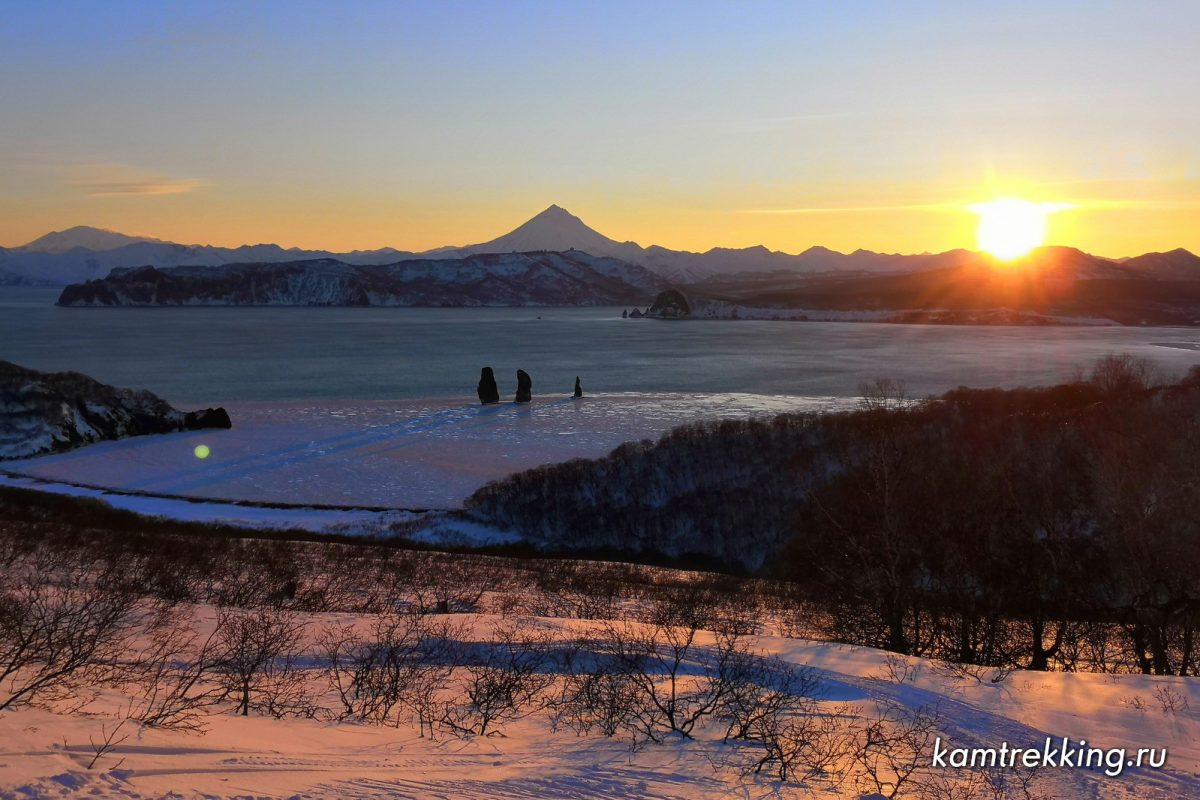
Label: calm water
xmin=4 ymin=287 xmax=1200 ymax=406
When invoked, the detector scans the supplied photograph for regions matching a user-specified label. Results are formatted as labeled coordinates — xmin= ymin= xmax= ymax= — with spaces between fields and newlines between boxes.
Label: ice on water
xmin=6 ymin=392 xmax=849 ymax=509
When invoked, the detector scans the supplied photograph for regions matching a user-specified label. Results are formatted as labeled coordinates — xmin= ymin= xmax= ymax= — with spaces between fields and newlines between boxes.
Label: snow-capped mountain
xmin=56 ymin=251 xmax=666 ymax=307
xmin=458 ymin=204 xmax=640 ymax=260
xmin=18 ymin=225 xmax=165 ymax=254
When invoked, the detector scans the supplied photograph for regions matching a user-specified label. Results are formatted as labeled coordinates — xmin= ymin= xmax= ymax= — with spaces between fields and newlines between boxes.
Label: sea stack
xmin=183 ymin=407 xmax=233 ymax=430
xmin=477 ymin=367 xmax=500 ymax=404
xmin=515 ymin=369 xmax=532 ymax=403
xmin=573 ymin=376 xmax=583 ymax=398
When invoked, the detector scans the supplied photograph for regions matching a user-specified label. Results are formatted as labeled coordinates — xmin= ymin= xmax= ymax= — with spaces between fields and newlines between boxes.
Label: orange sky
xmin=2 ymin=3 xmax=1198 ymax=258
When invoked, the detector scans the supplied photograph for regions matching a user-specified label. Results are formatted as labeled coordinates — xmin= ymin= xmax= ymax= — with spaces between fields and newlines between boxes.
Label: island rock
xmin=515 ymin=370 xmax=532 ymax=403
xmin=477 ymin=367 xmax=500 ymax=404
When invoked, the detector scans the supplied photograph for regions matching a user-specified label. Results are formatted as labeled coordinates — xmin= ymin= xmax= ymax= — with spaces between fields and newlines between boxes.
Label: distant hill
xmin=658 ymin=247 xmax=1200 ymax=326
xmin=20 ymin=225 xmax=166 ymax=254
xmin=56 ymin=251 xmax=667 ymax=308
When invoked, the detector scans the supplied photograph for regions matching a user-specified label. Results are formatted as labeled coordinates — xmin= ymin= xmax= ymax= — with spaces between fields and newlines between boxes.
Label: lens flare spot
xmin=194 ymin=444 xmax=211 ymax=460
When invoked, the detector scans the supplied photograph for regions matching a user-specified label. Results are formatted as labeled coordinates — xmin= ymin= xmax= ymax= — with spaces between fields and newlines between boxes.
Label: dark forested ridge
xmin=468 ymin=356 xmax=1200 ymax=674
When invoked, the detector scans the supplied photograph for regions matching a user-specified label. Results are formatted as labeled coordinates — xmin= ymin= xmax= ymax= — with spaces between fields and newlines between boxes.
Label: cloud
xmin=62 ymin=162 xmax=208 ymax=197
xmin=735 ymin=202 xmax=957 ymax=215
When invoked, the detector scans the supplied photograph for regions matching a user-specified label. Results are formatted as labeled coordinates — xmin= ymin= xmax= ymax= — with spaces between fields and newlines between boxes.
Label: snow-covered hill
xmin=0 ymin=361 xmax=229 ymax=459
xmin=56 ymin=252 xmax=666 ymax=307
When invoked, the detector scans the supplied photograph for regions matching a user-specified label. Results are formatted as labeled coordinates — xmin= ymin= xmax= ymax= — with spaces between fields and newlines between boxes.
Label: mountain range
xmin=12 ymin=204 xmax=1196 ymax=288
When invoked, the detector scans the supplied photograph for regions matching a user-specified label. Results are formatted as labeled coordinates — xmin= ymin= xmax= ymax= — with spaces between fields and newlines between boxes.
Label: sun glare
xmin=969 ymin=198 xmax=1069 ymax=261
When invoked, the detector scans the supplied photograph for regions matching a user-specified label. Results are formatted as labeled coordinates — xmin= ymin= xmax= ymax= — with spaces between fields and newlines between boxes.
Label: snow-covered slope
xmin=0 ymin=361 xmax=229 ymax=459
xmin=0 ymin=610 xmax=1196 ymax=799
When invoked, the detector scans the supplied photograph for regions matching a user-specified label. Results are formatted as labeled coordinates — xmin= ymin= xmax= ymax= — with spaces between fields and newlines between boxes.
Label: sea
xmin=5 ymin=287 xmax=1200 ymax=406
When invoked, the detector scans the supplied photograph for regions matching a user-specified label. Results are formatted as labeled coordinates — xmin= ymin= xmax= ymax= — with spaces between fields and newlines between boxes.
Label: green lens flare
xmin=194 ymin=444 xmax=211 ymax=459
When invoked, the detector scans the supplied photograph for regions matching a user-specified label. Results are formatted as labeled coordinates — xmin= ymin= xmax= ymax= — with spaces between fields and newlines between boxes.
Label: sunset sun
xmin=969 ymin=198 xmax=1070 ymax=261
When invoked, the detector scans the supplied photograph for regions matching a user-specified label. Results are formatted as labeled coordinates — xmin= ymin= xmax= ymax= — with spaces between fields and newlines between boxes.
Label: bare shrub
xmin=850 ymin=702 xmax=942 ymax=800
xmin=720 ymin=653 xmax=819 ymax=742
xmin=410 ymin=553 xmax=502 ymax=614
xmin=737 ymin=702 xmax=856 ymax=784
xmin=1089 ymin=353 xmax=1163 ymax=397
xmin=930 ymin=659 xmax=1014 ymax=686
xmin=1153 ymin=684 xmax=1189 ymax=715
xmin=872 ymin=654 xmax=920 ymax=685
xmin=859 ymin=378 xmax=910 ymax=412
xmin=85 ymin=718 xmax=130 ymax=771
xmin=550 ymin=639 xmax=639 ymax=737
xmin=598 ymin=607 xmax=744 ymax=743
xmin=212 ymin=606 xmax=312 ymax=717
xmin=321 ymin=609 xmax=463 ymax=730
xmin=124 ymin=608 xmax=224 ymax=732
xmin=438 ymin=622 xmax=557 ymax=737
xmin=0 ymin=553 xmax=142 ymax=711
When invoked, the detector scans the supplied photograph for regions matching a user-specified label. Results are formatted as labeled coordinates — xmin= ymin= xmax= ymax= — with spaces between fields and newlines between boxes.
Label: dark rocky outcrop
xmin=622 ymin=309 xmax=628 ymax=318
xmin=646 ymin=289 xmax=692 ymax=319
xmin=0 ymin=360 xmax=233 ymax=460
xmin=477 ymin=367 xmax=500 ymax=404
xmin=574 ymin=377 xmax=583 ymax=398
xmin=183 ymin=407 xmax=233 ymax=430
xmin=628 ymin=307 xmax=644 ymax=318
xmin=515 ymin=370 xmax=532 ymax=403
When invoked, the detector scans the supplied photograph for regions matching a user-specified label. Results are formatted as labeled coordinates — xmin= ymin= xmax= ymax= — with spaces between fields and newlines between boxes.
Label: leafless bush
xmin=212 ymin=606 xmax=312 ymax=718
xmin=1153 ymin=684 xmax=1189 ymax=714
xmin=85 ymin=718 xmax=130 ymax=771
xmin=920 ymin=763 xmax=1051 ymax=800
xmin=438 ymin=622 xmax=557 ymax=737
xmin=930 ymin=659 xmax=1013 ymax=686
xmin=1089 ymin=353 xmax=1163 ymax=397
xmin=0 ymin=554 xmax=143 ymax=711
xmin=410 ymin=553 xmax=503 ymax=614
xmin=550 ymin=642 xmax=639 ymax=737
xmin=737 ymin=703 xmax=856 ymax=783
xmin=873 ymin=654 xmax=920 ymax=685
xmin=123 ymin=608 xmax=224 ymax=732
xmin=597 ymin=606 xmax=745 ymax=743
xmin=720 ymin=653 xmax=819 ymax=742
xmin=859 ymin=377 xmax=910 ymax=412
xmin=1121 ymin=694 xmax=1147 ymax=712
xmin=850 ymin=702 xmax=942 ymax=799
xmin=321 ymin=610 xmax=463 ymax=730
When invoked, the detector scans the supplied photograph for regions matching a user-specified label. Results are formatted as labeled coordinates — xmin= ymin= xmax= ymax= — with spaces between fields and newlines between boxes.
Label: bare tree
xmin=124 ymin=608 xmax=224 ymax=732
xmin=0 ymin=554 xmax=142 ymax=711
xmin=212 ymin=606 xmax=311 ymax=717
xmin=598 ymin=606 xmax=744 ymax=743
xmin=439 ymin=622 xmax=556 ymax=737
xmin=850 ymin=702 xmax=942 ymax=799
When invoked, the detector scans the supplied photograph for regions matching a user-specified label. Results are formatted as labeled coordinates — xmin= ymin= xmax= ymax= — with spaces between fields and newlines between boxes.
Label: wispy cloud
xmin=62 ymin=162 xmax=208 ymax=197
xmin=735 ymin=202 xmax=957 ymax=215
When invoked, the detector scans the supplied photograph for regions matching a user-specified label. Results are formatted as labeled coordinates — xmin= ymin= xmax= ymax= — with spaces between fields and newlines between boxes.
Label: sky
xmin=1 ymin=0 xmax=1198 ymax=257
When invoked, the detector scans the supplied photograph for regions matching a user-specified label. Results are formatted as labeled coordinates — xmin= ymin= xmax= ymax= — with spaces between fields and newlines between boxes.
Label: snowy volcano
xmin=460 ymin=204 xmax=639 ymax=259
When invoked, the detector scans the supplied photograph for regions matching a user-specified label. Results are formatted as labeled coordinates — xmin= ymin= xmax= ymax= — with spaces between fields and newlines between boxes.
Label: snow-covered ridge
xmin=56 ymin=252 xmax=666 ymax=307
xmin=0 ymin=361 xmax=230 ymax=459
